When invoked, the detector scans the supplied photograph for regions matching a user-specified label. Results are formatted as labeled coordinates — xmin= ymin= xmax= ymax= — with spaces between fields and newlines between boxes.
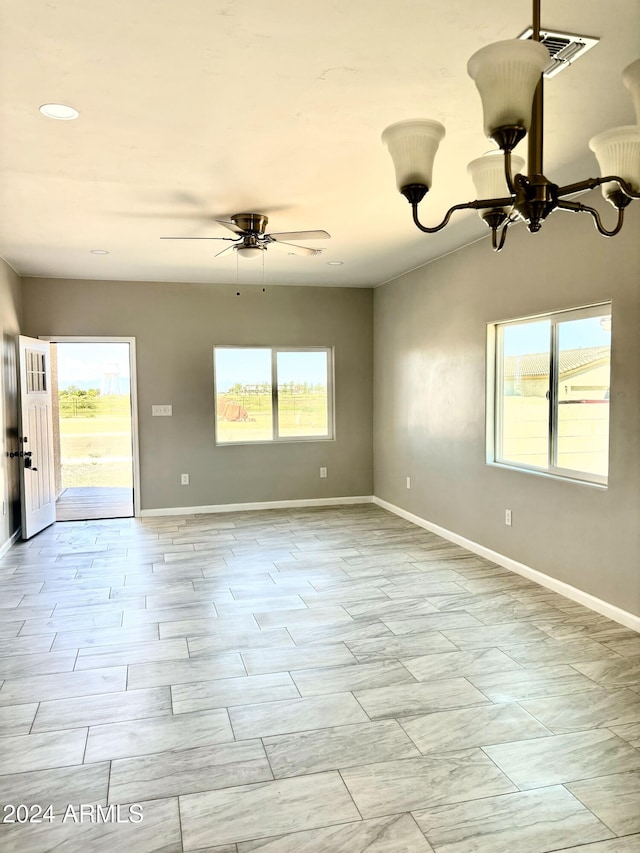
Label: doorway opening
xmin=48 ymin=338 xmax=139 ymax=521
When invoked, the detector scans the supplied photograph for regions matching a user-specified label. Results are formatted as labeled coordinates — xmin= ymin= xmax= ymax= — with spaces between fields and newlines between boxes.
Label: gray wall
xmin=374 ymin=201 xmax=640 ymax=617
xmin=0 ymin=258 xmax=22 ymax=548
xmin=21 ymin=278 xmax=373 ymax=511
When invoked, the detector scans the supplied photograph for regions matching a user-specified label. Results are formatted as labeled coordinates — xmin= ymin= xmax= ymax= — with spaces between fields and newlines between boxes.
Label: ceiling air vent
xmin=518 ymin=28 xmax=599 ymax=78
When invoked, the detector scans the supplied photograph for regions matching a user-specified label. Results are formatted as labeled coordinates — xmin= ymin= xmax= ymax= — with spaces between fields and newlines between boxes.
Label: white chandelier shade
xmin=622 ymin=59 xmax=640 ymax=124
xmin=467 ymin=152 xmax=525 ymax=216
xmin=589 ymin=126 xmax=640 ymax=200
xmin=382 ymin=119 xmax=446 ymax=191
xmin=467 ymin=40 xmax=550 ymax=138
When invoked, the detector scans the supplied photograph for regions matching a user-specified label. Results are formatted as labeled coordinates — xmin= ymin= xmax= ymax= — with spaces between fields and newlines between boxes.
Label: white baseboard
xmin=140 ymin=495 xmax=374 ymax=518
xmin=0 ymin=527 xmax=22 ymax=559
xmin=373 ymin=496 xmax=640 ymax=633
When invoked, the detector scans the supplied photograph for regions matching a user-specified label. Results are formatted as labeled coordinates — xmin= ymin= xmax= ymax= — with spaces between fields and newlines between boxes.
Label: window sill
xmin=486 ymin=460 xmax=608 ymax=490
xmin=215 ymin=436 xmax=335 ymax=447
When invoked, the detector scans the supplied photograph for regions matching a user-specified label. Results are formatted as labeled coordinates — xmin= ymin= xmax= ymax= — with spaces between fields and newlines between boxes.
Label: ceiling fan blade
xmin=268 ymin=240 xmax=322 ymax=257
xmin=215 ymin=244 xmax=237 ymax=258
xmin=172 ymin=191 xmax=205 ymax=207
xmin=160 ymin=236 xmax=237 ymax=241
xmin=214 ymin=219 xmax=245 ymax=234
xmin=117 ymin=211 xmax=214 ymax=220
xmin=269 ymin=230 xmax=330 ymax=241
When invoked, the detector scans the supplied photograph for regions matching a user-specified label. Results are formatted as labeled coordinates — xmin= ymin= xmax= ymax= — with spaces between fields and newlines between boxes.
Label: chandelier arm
xmin=557 ymin=175 xmax=640 ymax=200
xmin=491 ymin=220 xmax=510 ymax=252
xmin=613 ymin=178 xmax=640 ymax=200
xmin=411 ymin=201 xmax=474 ymax=233
xmin=475 ymin=196 xmax=514 ymax=209
xmin=503 ymin=150 xmax=517 ymax=195
xmin=556 ymin=200 xmax=625 ymax=237
xmin=411 ymin=197 xmax=514 ymax=233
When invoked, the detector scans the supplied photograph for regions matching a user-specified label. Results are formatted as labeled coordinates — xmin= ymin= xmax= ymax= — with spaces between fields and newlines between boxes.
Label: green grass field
xmin=60 ymin=461 xmax=133 ymax=488
xmin=216 ymin=392 xmax=328 ymax=442
xmin=59 ymin=396 xmax=133 ymax=488
xmin=58 ymin=390 xmax=330 ymax=484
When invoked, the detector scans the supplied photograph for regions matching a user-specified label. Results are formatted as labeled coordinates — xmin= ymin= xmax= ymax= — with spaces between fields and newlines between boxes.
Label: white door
xmin=18 ymin=336 xmax=56 ymax=539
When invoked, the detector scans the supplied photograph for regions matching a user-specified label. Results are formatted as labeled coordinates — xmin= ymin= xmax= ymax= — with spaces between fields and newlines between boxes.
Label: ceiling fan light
xmin=467 ymin=151 xmax=525 ymax=217
xmin=235 ymin=246 xmax=265 ymax=260
xmin=382 ymin=119 xmax=446 ymax=193
xmin=467 ymin=39 xmax=550 ymax=138
xmin=622 ymin=58 xmax=640 ymax=124
xmin=589 ymin=125 xmax=640 ymax=199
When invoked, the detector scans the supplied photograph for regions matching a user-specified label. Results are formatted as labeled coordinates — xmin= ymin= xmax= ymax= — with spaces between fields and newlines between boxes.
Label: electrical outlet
xmin=181 ymin=474 xmax=189 ymax=485
xmin=319 ymin=467 xmax=327 ymax=478
xmin=152 ymin=404 xmax=172 ymax=417
xmin=505 ymin=509 xmax=512 ymax=526
xmin=406 ymin=477 xmax=411 ymax=489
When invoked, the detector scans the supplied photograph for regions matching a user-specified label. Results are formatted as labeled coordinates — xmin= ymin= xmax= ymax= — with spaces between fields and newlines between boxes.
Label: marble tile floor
xmin=0 ymin=504 xmax=638 ymax=852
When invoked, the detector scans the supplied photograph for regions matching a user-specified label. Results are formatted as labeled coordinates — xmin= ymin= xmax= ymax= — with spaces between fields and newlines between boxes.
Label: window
xmin=26 ymin=350 xmax=47 ymax=393
xmin=213 ymin=347 xmax=334 ymax=444
xmin=489 ymin=303 xmax=611 ymax=485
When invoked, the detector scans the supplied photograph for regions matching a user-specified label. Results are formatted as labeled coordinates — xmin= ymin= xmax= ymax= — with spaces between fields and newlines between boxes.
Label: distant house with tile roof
xmin=504 ymin=346 xmax=610 ymax=400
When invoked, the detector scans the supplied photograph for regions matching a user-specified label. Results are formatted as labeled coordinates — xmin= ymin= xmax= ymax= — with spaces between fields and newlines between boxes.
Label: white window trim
xmin=486 ymin=302 xmax=611 ymax=486
xmin=213 ymin=346 xmax=335 ymax=445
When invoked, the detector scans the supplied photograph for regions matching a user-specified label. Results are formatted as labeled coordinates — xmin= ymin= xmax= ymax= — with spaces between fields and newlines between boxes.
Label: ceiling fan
xmin=161 ymin=213 xmax=330 ymax=260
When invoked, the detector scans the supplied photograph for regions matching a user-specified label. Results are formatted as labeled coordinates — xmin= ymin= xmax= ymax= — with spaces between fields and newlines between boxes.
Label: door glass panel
xmin=26 ymin=350 xmax=46 ymax=393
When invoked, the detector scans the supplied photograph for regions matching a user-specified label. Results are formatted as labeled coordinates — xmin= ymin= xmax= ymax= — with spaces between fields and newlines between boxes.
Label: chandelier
xmin=382 ymin=0 xmax=640 ymax=251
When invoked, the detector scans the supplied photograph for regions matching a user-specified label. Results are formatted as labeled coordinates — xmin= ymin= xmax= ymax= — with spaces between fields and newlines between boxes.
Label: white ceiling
xmin=0 ymin=0 xmax=638 ymax=288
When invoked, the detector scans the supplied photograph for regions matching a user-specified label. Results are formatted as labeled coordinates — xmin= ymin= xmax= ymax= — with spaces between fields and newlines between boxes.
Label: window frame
xmin=487 ymin=302 xmax=612 ymax=487
xmin=213 ymin=345 xmax=335 ymax=445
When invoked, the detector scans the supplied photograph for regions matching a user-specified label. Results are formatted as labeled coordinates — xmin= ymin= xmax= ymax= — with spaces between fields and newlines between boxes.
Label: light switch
xmin=152 ymin=405 xmax=172 ymax=417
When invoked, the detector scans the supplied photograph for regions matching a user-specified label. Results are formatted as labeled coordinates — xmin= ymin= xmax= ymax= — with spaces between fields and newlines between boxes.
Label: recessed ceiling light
xmin=39 ymin=103 xmax=79 ymax=120
xmin=327 ymin=261 xmax=344 ymax=266
xmin=90 ymin=249 xmax=110 ymax=255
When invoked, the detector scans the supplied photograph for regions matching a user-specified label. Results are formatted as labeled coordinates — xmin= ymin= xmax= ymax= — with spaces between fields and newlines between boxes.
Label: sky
xmin=215 ymin=348 xmax=328 ymax=391
xmin=503 ymin=314 xmax=611 ymax=356
xmin=55 ymin=343 xmax=328 ymax=393
xmin=55 ymin=343 xmax=131 ymax=389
